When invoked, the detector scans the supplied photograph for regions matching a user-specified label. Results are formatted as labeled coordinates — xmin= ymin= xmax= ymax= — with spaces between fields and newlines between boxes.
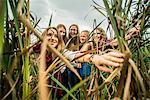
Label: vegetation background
xmin=0 ymin=0 xmax=150 ymax=100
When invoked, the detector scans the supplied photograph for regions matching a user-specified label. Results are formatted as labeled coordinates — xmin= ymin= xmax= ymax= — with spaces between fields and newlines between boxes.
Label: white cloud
xmin=30 ymin=0 xmax=110 ymax=37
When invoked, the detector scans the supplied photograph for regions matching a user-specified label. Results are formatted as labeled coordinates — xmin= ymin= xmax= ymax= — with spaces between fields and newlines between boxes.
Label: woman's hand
xmin=125 ymin=26 xmax=140 ymax=40
xmin=107 ymin=26 xmax=140 ymax=47
xmin=90 ymin=52 xmax=125 ymax=67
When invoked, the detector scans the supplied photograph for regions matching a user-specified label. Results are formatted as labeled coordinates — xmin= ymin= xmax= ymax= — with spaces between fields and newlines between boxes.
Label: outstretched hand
xmin=125 ymin=26 xmax=140 ymax=40
xmin=107 ymin=26 xmax=140 ymax=47
xmin=90 ymin=52 xmax=125 ymax=67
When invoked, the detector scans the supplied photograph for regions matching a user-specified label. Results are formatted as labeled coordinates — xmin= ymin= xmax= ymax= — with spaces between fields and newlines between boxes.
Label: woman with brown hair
xmin=32 ymin=27 xmax=62 ymax=67
xmin=56 ymin=24 xmax=68 ymax=44
xmin=31 ymin=26 xmax=65 ymax=99
xmin=67 ymin=24 xmax=80 ymax=51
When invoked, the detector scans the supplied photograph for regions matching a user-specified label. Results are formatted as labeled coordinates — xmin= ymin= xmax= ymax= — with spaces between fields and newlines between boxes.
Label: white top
xmin=63 ymin=49 xmax=80 ymax=61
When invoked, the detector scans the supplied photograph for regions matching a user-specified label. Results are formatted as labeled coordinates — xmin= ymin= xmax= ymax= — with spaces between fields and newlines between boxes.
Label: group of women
xmin=31 ymin=23 xmax=139 ymax=99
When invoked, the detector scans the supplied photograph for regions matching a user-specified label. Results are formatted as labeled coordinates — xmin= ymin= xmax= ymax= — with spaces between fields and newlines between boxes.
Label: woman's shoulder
xmin=80 ymin=42 xmax=92 ymax=51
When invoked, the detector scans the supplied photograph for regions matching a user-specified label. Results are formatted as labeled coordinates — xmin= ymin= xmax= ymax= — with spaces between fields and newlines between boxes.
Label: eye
xmin=60 ymin=30 xmax=66 ymax=34
xmin=48 ymin=38 xmax=51 ymax=41
xmin=47 ymin=33 xmax=52 ymax=36
xmin=70 ymin=29 xmax=77 ymax=31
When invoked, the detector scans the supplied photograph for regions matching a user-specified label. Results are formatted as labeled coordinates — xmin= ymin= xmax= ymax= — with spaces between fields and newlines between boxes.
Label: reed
xmin=0 ymin=0 xmax=149 ymax=99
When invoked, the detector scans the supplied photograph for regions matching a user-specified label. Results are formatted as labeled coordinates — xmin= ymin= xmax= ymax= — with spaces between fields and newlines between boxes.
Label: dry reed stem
xmin=123 ymin=65 xmax=132 ymax=100
xmin=45 ymin=58 xmax=60 ymax=74
xmin=38 ymin=36 xmax=49 ymax=100
xmin=2 ymin=74 xmax=19 ymax=100
xmin=104 ymin=66 xmax=122 ymax=83
xmin=129 ymin=58 xmax=146 ymax=97
xmin=87 ymin=74 xmax=95 ymax=96
xmin=17 ymin=0 xmax=24 ymax=15
xmin=94 ymin=77 xmax=100 ymax=100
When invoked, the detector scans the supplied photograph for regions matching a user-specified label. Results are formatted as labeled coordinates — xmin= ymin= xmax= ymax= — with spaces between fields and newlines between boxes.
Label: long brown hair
xmin=67 ymin=24 xmax=80 ymax=51
xmin=42 ymin=27 xmax=64 ymax=52
xmin=56 ymin=24 xmax=67 ymax=44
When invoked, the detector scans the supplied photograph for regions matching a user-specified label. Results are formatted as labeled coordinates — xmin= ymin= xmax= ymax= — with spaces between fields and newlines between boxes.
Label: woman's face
xmin=79 ymin=32 xmax=89 ymax=43
xmin=47 ymin=35 xmax=59 ymax=48
xmin=93 ymin=29 xmax=104 ymax=42
xmin=47 ymin=28 xmax=58 ymax=37
xmin=69 ymin=25 xmax=78 ymax=37
xmin=58 ymin=27 xmax=66 ymax=36
xmin=46 ymin=28 xmax=59 ymax=48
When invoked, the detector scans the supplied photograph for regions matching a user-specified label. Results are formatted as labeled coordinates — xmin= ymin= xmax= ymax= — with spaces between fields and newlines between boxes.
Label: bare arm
xmin=75 ymin=51 xmax=125 ymax=67
xmin=80 ymin=43 xmax=91 ymax=52
xmin=108 ymin=26 xmax=140 ymax=46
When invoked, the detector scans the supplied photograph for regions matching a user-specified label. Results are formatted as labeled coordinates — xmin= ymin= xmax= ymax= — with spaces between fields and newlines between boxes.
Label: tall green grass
xmin=92 ymin=0 xmax=150 ymax=99
xmin=0 ymin=0 xmax=149 ymax=99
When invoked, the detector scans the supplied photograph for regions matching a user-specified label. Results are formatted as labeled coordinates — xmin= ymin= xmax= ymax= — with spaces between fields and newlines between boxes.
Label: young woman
xmin=56 ymin=24 xmax=68 ymax=44
xmin=81 ymin=27 xmax=106 ymax=51
xmin=79 ymin=30 xmax=89 ymax=46
xmin=32 ymin=27 xmax=61 ymax=67
xmin=78 ymin=30 xmax=91 ymax=79
xmin=32 ymin=27 xmax=65 ymax=99
xmin=67 ymin=24 xmax=80 ymax=51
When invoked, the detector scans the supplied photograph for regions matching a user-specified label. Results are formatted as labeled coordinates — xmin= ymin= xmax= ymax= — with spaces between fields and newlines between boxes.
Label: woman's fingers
xmin=99 ymin=58 xmax=121 ymax=67
xmin=126 ymin=26 xmax=140 ymax=40
xmin=107 ymin=52 xmax=125 ymax=58
xmin=96 ymin=65 xmax=113 ymax=73
xmin=103 ymin=55 xmax=124 ymax=63
xmin=91 ymin=52 xmax=125 ymax=67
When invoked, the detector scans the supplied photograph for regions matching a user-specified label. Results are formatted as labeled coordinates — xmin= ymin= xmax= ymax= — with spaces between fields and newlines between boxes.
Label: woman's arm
xmin=64 ymin=49 xmax=125 ymax=67
xmin=108 ymin=26 xmax=140 ymax=46
xmin=80 ymin=43 xmax=91 ymax=52
xmin=75 ymin=51 xmax=124 ymax=67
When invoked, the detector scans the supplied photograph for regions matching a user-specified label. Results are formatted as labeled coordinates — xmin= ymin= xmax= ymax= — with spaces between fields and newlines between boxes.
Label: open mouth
xmin=81 ymin=39 xmax=85 ymax=42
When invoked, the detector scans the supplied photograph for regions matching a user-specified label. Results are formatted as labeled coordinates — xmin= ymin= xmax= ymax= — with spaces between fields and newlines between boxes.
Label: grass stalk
xmin=123 ymin=65 xmax=132 ymax=100
xmin=103 ymin=0 xmax=124 ymax=52
xmin=0 ymin=0 xmax=6 ymax=70
xmin=22 ymin=0 xmax=31 ymax=99
xmin=61 ymin=77 xmax=90 ymax=100
xmin=129 ymin=58 xmax=146 ymax=97
xmin=38 ymin=35 xmax=49 ymax=100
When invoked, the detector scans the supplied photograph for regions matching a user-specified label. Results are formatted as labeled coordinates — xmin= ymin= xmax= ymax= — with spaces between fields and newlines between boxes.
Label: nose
xmin=51 ymin=35 xmax=55 ymax=39
xmin=47 ymin=35 xmax=54 ymax=41
xmin=94 ymin=34 xmax=98 ymax=37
